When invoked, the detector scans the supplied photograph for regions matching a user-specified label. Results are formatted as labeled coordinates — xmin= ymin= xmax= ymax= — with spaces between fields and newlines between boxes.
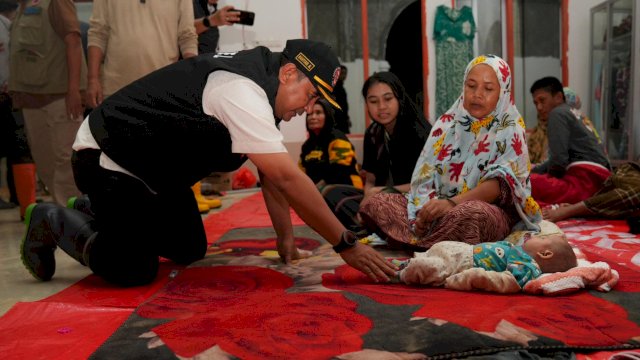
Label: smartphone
xmin=232 ymin=10 xmax=255 ymax=26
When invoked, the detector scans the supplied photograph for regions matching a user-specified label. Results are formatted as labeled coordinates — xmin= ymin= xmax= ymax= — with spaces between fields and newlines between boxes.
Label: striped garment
xmin=584 ymin=162 xmax=640 ymax=218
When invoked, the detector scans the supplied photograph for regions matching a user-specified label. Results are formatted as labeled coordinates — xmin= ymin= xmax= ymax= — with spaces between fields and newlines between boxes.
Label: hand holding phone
xmin=231 ymin=10 xmax=255 ymax=26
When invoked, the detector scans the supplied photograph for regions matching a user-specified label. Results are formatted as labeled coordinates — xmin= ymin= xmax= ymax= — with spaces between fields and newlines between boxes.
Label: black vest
xmin=89 ymin=46 xmax=281 ymax=193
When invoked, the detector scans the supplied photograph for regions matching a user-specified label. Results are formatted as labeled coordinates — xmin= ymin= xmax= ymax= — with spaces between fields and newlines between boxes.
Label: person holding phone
xmin=193 ymin=0 xmax=241 ymax=54
xmin=86 ymin=0 xmax=198 ymax=108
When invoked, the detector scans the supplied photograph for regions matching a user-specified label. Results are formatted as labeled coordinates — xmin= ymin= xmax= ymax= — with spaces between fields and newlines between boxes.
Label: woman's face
xmin=463 ymin=64 xmax=500 ymax=119
xmin=365 ymin=82 xmax=399 ymax=129
xmin=306 ymin=103 xmax=326 ymax=135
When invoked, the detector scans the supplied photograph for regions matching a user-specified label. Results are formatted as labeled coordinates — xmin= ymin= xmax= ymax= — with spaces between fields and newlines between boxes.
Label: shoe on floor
xmin=198 ymin=202 xmax=210 ymax=213
xmin=21 ymin=203 xmax=57 ymax=281
xmin=66 ymin=195 xmax=95 ymax=218
xmin=193 ymin=181 xmax=221 ymax=212
xmin=0 ymin=198 xmax=17 ymax=210
xmin=202 ymin=197 xmax=222 ymax=209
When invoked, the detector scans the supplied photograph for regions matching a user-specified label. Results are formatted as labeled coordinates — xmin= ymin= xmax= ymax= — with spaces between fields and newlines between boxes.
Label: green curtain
xmin=434 ymin=5 xmax=476 ymax=118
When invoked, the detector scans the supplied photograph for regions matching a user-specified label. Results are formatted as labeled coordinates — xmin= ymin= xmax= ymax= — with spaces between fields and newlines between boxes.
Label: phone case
xmin=235 ymin=10 xmax=255 ymax=26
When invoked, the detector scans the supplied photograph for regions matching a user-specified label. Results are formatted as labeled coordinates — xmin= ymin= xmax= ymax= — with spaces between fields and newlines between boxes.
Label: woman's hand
xmin=363 ymin=186 xmax=384 ymax=202
xmin=414 ymin=198 xmax=455 ymax=237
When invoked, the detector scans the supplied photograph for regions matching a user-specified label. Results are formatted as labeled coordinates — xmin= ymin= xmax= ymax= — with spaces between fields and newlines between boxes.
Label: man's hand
xmin=86 ymin=78 xmax=103 ymax=109
xmin=211 ymin=6 xmax=240 ymax=26
xmin=340 ymin=243 xmax=397 ymax=282
xmin=276 ymin=236 xmax=311 ymax=264
xmin=66 ymin=90 xmax=84 ymax=120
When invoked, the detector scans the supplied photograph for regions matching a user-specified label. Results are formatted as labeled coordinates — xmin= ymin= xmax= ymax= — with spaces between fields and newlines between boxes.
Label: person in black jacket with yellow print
xmin=299 ymin=99 xmax=362 ymax=192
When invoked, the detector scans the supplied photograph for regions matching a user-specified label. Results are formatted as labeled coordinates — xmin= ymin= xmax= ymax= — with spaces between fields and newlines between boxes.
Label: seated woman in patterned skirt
xmin=359 ymin=55 xmax=542 ymax=250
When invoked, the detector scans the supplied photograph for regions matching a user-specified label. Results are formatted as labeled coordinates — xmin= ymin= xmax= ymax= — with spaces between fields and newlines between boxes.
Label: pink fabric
xmin=531 ymin=162 xmax=611 ymax=208
xmin=523 ymin=246 xmax=619 ymax=295
xmin=523 ymin=260 xmax=619 ymax=295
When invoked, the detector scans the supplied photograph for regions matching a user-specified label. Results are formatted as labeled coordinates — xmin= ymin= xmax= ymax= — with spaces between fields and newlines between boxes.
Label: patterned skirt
xmin=359 ymin=193 xmax=514 ymax=251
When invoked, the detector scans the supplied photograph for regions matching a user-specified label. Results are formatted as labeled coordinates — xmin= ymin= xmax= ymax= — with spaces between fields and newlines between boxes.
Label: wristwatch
xmin=202 ymin=16 xmax=211 ymax=28
xmin=333 ymin=230 xmax=358 ymax=253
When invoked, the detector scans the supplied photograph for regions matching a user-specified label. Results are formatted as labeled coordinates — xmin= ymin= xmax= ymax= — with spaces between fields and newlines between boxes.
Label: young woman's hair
xmin=362 ymin=72 xmax=408 ymax=118
xmin=360 ymin=71 xmax=429 ymax=135
xmin=359 ymin=71 xmax=432 ymax=186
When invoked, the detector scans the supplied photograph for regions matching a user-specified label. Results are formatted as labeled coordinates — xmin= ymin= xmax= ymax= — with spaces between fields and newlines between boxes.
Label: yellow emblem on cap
xmin=318 ymin=87 xmax=342 ymax=110
xmin=313 ymin=75 xmax=333 ymax=92
xmin=295 ymin=53 xmax=315 ymax=71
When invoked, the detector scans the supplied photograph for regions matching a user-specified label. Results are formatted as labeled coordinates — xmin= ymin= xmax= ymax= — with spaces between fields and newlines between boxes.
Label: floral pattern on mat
xmin=90 ymin=224 xmax=640 ymax=359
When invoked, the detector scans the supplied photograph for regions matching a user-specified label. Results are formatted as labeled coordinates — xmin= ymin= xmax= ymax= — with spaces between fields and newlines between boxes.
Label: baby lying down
xmin=395 ymin=234 xmax=577 ymax=293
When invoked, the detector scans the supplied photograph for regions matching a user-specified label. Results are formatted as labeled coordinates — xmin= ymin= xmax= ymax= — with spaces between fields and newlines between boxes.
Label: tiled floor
xmin=0 ymin=188 xmax=258 ymax=317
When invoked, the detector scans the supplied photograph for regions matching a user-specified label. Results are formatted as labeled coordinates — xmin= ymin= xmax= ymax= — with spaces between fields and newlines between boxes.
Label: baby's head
xmin=522 ymin=233 xmax=577 ymax=273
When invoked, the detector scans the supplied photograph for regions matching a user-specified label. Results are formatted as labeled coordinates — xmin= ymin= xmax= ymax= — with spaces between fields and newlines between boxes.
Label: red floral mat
xmin=0 ymin=263 xmax=181 ymax=360
xmin=203 ymin=191 xmax=304 ymax=244
xmin=90 ymin=221 xmax=640 ymax=359
xmin=0 ymin=191 xmax=292 ymax=360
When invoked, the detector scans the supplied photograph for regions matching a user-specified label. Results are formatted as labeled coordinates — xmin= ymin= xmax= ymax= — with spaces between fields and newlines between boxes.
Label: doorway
xmin=385 ymin=1 xmax=424 ymax=112
xmin=514 ymin=0 xmax=562 ymax=128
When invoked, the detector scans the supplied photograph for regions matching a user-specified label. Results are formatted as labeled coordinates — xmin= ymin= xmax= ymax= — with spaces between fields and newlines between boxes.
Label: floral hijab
xmin=407 ymin=54 xmax=541 ymax=232
xmin=527 ymin=120 xmax=548 ymax=164
xmin=564 ymin=87 xmax=602 ymax=145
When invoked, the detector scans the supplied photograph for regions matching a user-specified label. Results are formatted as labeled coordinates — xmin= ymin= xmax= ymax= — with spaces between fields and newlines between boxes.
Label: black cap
xmin=282 ymin=39 xmax=342 ymax=110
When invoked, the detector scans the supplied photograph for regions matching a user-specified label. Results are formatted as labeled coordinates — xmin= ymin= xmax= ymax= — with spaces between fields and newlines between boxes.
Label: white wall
xmin=217 ymin=0 xmax=308 ymax=144
xmin=566 ymin=0 xmax=605 ymax=120
xmin=514 ymin=57 xmax=562 ymax=128
xmin=217 ymin=0 xmax=303 ymax=53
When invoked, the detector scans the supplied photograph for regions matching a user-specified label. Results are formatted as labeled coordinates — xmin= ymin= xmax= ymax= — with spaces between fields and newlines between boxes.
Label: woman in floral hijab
xmin=360 ymin=55 xmax=541 ymax=250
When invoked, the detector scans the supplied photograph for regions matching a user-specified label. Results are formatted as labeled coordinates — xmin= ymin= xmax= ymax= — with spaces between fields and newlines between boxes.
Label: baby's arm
xmin=444 ymin=268 xmax=521 ymax=293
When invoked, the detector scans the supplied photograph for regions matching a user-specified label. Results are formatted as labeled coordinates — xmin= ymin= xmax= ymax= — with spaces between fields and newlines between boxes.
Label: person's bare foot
xmin=542 ymin=202 xmax=588 ymax=222
xmin=542 ymin=204 xmax=570 ymax=222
